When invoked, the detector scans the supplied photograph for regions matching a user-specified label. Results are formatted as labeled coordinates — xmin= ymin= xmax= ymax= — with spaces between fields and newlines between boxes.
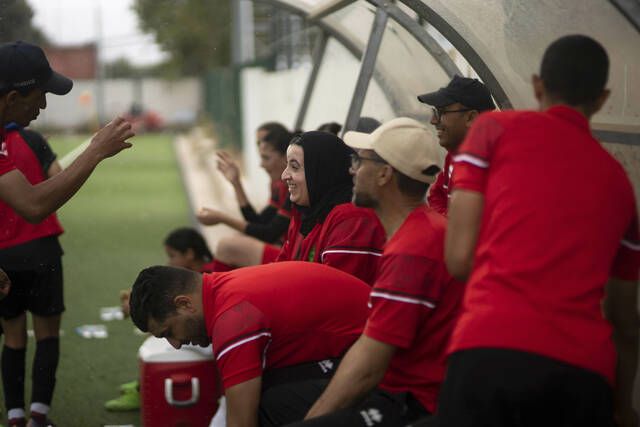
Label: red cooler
xmin=139 ymin=336 xmax=221 ymax=427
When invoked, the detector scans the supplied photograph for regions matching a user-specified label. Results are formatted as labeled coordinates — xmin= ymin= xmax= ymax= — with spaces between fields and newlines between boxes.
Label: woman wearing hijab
xmin=277 ymin=131 xmax=386 ymax=285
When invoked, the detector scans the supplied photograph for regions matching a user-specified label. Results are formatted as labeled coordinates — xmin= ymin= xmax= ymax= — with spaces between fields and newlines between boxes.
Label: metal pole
xmin=294 ymin=32 xmax=329 ymax=131
xmin=343 ymin=7 xmax=388 ymax=133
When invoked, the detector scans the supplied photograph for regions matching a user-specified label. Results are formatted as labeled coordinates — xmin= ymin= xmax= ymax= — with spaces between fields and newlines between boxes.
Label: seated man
xmin=128 ymin=261 xmax=371 ymax=427
xmin=276 ymin=118 xmax=465 ymax=427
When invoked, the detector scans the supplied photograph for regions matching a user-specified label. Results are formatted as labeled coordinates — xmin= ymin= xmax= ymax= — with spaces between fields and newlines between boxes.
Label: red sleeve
xmin=0 ymin=142 xmax=16 ymax=176
xmin=611 ymin=204 xmax=640 ymax=281
xmin=427 ymin=167 xmax=448 ymax=215
xmin=319 ymin=210 xmax=385 ymax=285
xmin=211 ymin=301 xmax=271 ymax=389
xmin=452 ymin=114 xmax=504 ymax=194
xmin=364 ymin=253 xmax=445 ymax=348
xmin=274 ymin=180 xmax=292 ymax=218
xmin=275 ymin=213 xmax=299 ymax=262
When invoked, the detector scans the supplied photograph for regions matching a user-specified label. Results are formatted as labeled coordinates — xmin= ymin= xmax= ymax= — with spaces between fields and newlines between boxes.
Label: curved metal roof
xmin=260 ymin=0 xmax=640 ymax=145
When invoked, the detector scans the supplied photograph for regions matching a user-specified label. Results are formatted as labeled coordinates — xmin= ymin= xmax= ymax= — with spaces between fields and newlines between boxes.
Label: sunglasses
xmin=432 ymin=107 xmax=473 ymax=122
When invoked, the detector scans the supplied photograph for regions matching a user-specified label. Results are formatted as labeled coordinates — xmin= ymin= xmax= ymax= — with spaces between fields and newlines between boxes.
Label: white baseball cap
xmin=344 ymin=117 xmax=443 ymax=184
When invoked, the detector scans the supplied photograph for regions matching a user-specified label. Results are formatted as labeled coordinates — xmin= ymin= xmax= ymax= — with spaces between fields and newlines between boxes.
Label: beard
xmin=353 ymin=190 xmax=379 ymax=209
xmin=186 ymin=316 xmax=210 ymax=347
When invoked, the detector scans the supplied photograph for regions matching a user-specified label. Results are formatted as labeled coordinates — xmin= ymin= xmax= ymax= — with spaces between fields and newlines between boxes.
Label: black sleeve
xmin=19 ymin=129 xmax=57 ymax=174
xmin=240 ymin=204 xmax=260 ymax=222
xmin=242 ymin=204 xmax=279 ymax=225
xmin=245 ymin=214 xmax=291 ymax=244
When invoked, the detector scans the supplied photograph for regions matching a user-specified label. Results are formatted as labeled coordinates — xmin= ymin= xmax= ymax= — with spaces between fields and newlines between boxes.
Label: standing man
xmin=442 ymin=35 xmax=639 ymax=427
xmin=0 ymin=40 xmax=134 ymax=427
xmin=0 ymin=41 xmax=135 ymax=222
xmin=417 ymin=75 xmax=495 ymax=215
xmin=277 ymin=118 xmax=464 ymax=427
xmin=128 ymin=261 xmax=371 ymax=427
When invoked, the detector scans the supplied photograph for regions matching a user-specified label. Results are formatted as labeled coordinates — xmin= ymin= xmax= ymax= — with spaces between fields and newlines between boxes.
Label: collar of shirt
xmin=545 ymin=105 xmax=590 ymax=133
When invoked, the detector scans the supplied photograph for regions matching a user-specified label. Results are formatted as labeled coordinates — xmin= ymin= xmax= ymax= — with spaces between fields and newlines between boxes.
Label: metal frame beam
xmin=294 ymin=31 xmax=329 ymax=130
xmin=609 ymin=0 xmax=640 ymax=32
xmin=398 ymin=0 xmax=512 ymax=109
xmin=367 ymin=0 xmax=461 ymax=78
xmin=308 ymin=0 xmax=356 ymax=21
xmin=343 ymin=7 xmax=388 ymax=132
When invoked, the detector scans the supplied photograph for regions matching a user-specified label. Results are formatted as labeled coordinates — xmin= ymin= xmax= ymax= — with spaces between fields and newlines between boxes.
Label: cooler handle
xmin=164 ymin=377 xmax=200 ymax=407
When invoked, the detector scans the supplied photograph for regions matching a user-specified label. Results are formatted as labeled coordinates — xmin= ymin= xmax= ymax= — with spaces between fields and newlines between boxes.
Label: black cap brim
xmin=417 ymin=88 xmax=455 ymax=107
xmin=42 ymin=71 xmax=73 ymax=95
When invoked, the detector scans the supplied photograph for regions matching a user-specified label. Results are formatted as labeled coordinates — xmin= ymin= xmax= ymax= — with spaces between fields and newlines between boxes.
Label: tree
xmin=133 ymin=0 xmax=232 ymax=76
xmin=0 ymin=0 xmax=48 ymax=44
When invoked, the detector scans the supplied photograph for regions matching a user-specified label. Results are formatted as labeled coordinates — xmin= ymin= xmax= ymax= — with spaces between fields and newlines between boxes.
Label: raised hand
xmin=196 ymin=207 xmax=224 ymax=226
xmin=216 ymin=151 xmax=240 ymax=184
xmin=88 ymin=116 xmax=136 ymax=160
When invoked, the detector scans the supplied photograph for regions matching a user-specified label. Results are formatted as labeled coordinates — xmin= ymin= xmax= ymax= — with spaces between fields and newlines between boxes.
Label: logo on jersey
xmin=360 ymin=408 xmax=383 ymax=426
xmin=317 ymin=359 xmax=334 ymax=373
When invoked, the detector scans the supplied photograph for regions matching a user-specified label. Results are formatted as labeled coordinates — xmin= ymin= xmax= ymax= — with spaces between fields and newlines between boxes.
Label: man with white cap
xmin=283 ymin=118 xmax=465 ymax=427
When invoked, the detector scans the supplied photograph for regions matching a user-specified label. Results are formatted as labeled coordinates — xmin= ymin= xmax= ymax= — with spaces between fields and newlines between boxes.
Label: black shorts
xmin=0 ymin=258 xmax=65 ymax=319
xmin=436 ymin=348 xmax=614 ymax=427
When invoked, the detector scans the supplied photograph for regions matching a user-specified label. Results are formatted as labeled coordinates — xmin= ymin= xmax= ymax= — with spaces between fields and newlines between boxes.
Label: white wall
xmin=36 ymin=78 xmax=203 ymax=129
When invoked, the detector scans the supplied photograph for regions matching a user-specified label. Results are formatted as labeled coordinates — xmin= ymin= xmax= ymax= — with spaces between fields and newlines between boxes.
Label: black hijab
xmin=291 ymin=131 xmax=355 ymax=236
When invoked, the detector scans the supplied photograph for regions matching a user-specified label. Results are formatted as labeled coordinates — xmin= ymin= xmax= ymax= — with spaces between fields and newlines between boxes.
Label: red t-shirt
xmin=276 ymin=203 xmax=386 ymax=285
xmin=0 ymin=130 xmax=64 ymax=249
xmin=364 ymin=205 xmax=464 ymax=413
xmin=202 ymin=261 xmax=370 ymax=390
xmin=427 ymin=153 xmax=453 ymax=216
xmin=450 ymin=106 xmax=640 ymax=384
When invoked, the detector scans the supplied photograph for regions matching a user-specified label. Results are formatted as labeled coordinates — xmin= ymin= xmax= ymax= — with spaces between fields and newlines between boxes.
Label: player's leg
xmin=0 ymin=270 xmax=30 ymax=426
xmin=215 ymin=235 xmax=267 ymax=267
xmin=28 ymin=259 xmax=64 ymax=426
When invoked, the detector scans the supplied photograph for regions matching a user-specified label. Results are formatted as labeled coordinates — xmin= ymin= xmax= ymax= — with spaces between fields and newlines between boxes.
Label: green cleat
xmin=104 ymin=390 xmax=140 ymax=412
xmin=118 ymin=380 xmax=139 ymax=394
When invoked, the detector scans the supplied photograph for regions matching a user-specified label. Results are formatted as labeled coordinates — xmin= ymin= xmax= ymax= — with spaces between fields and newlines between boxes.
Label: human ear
xmin=174 ymin=295 xmax=195 ymax=312
xmin=377 ymin=164 xmax=394 ymax=187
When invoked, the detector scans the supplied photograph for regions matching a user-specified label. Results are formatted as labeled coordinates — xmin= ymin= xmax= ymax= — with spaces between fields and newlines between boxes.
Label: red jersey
xmin=0 ymin=130 xmax=63 ymax=249
xmin=202 ymin=261 xmax=370 ymax=389
xmin=276 ymin=203 xmax=385 ymax=285
xmin=427 ymin=153 xmax=453 ymax=215
xmin=270 ymin=179 xmax=291 ymax=218
xmin=0 ymin=136 xmax=15 ymax=176
xmin=450 ymin=106 xmax=640 ymax=384
xmin=364 ymin=206 xmax=463 ymax=412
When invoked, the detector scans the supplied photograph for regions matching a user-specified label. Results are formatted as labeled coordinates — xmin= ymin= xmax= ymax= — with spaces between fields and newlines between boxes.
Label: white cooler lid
xmin=138 ymin=336 xmax=214 ymax=363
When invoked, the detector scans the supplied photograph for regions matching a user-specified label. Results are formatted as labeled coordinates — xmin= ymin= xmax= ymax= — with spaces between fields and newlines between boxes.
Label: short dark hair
xmin=395 ymin=170 xmax=429 ymax=199
xmin=317 ymin=122 xmax=342 ymax=135
xmin=540 ymin=35 xmax=609 ymax=106
xmin=129 ymin=266 xmax=199 ymax=332
xmin=257 ymin=122 xmax=291 ymax=155
xmin=164 ymin=228 xmax=213 ymax=263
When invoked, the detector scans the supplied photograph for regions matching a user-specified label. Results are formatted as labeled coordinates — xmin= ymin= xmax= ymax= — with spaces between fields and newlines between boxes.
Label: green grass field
xmin=4 ymin=133 xmax=192 ymax=426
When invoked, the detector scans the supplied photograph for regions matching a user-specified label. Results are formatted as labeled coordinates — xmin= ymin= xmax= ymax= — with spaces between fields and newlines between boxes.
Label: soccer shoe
xmin=104 ymin=389 xmax=141 ymax=412
xmin=26 ymin=414 xmax=55 ymax=427
xmin=118 ymin=379 xmax=139 ymax=393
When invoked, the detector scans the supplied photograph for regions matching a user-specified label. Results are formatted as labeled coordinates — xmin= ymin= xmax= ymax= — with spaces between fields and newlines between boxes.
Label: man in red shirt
xmin=277 ymin=118 xmax=464 ymax=427
xmin=0 ymin=41 xmax=134 ymax=224
xmin=417 ymin=75 xmax=495 ymax=215
xmin=128 ymin=261 xmax=370 ymax=427
xmin=442 ymin=35 xmax=639 ymax=427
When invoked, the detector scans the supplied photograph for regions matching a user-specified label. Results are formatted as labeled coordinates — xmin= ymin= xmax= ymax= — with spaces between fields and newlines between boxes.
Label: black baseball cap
xmin=0 ymin=41 xmax=73 ymax=96
xmin=417 ymin=75 xmax=495 ymax=111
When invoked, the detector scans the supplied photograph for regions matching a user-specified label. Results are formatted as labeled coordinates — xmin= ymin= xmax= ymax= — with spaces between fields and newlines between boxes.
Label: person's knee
xmin=32 ymin=314 xmax=61 ymax=340
xmin=1 ymin=314 xmax=27 ymax=348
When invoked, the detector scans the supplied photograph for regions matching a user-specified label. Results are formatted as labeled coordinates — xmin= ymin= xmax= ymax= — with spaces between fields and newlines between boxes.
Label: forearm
xmin=0 ymin=148 xmax=101 ymax=223
xmin=232 ymin=180 xmax=250 ymax=208
xmin=219 ymin=212 xmax=249 ymax=233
